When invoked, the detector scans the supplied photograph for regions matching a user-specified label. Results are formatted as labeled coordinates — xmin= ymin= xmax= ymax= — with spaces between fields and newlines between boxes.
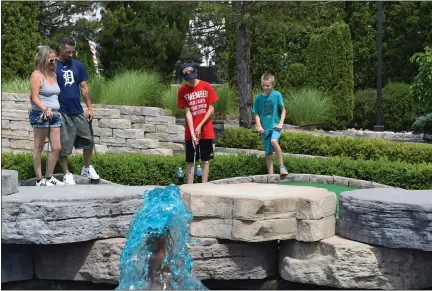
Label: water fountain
xmin=117 ymin=184 xmax=207 ymax=290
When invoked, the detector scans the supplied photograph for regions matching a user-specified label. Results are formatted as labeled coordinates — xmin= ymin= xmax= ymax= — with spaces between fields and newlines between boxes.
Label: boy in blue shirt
xmin=252 ymin=73 xmax=288 ymax=176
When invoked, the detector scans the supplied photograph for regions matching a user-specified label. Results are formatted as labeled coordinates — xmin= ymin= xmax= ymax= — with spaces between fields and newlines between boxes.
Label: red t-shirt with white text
xmin=177 ymin=80 xmax=218 ymax=141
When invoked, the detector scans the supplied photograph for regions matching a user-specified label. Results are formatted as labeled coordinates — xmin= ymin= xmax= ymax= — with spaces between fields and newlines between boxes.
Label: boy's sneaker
xmin=81 ymin=165 xmax=100 ymax=180
xmin=279 ymin=165 xmax=289 ymax=176
xmin=63 ymin=173 xmax=76 ymax=185
xmin=45 ymin=177 xmax=65 ymax=186
xmin=36 ymin=178 xmax=47 ymax=186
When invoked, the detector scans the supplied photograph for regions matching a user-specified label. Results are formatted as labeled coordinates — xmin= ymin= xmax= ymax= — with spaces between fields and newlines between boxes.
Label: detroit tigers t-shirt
xmin=56 ymin=59 xmax=88 ymax=115
xmin=177 ymin=80 xmax=218 ymax=141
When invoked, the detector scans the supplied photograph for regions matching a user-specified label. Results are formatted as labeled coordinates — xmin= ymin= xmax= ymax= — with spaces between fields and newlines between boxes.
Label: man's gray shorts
xmin=60 ymin=113 xmax=94 ymax=156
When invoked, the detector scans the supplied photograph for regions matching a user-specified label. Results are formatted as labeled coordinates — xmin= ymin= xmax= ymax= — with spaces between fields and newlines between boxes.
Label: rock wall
xmin=281 ymin=125 xmax=426 ymax=143
xmin=2 ymin=174 xmax=431 ymax=289
xmin=1 ymin=93 xmax=185 ymax=155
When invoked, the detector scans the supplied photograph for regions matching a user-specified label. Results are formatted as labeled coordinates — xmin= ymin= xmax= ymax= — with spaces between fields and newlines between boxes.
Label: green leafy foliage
xmin=2 ymin=152 xmax=431 ymax=190
xmin=225 ymin=2 xmax=346 ymax=89
xmin=162 ymin=86 xmax=184 ymax=118
xmin=305 ymin=21 xmax=355 ymax=129
xmin=1 ymin=1 xmax=42 ymax=81
xmin=285 ymin=63 xmax=307 ymax=89
xmin=410 ymin=46 xmax=432 ymax=110
xmin=381 ymin=2 xmax=432 ymax=86
xmin=382 ymin=83 xmax=419 ymax=132
xmin=97 ymin=2 xmax=192 ymax=82
xmin=351 ymin=89 xmax=377 ymax=130
xmin=348 ymin=2 xmax=432 ymax=88
xmin=36 ymin=2 xmax=102 ymax=79
xmin=346 ymin=2 xmax=377 ymax=89
xmin=98 ymin=70 xmax=164 ymax=107
xmin=213 ymin=84 xmax=238 ymax=119
xmin=218 ymin=128 xmax=432 ymax=164
xmin=284 ymin=88 xmax=331 ymax=126
xmin=412 ymin=112 xmax=432 ymax=135
xmin=87 ymin=76 xmax=105 ymax=104
xmin=1 ymin=78 xmax=29 ymax=94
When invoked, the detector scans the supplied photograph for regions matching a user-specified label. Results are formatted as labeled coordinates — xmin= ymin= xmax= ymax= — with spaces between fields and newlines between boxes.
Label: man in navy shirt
xmin=56 ymin=36 xmax=100 ymax=185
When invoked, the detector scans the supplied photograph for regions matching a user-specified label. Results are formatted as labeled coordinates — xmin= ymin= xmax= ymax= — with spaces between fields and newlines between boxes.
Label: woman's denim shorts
xmin=29 ymin=110 xmax=62 ymax=128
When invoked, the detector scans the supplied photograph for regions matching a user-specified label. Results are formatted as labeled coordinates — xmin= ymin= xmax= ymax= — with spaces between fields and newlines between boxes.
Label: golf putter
xmin=192 ymin=143 xmax=197 ymax=176
xmin=88 ymin=119 xmax=100 ymax=184
xmin=44 ymin=116 xmax=51 ymax=186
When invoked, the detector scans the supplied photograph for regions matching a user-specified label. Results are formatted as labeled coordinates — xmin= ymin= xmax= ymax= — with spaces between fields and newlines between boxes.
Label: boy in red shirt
xmin=177 ymin=63 xmax=218 ymax=184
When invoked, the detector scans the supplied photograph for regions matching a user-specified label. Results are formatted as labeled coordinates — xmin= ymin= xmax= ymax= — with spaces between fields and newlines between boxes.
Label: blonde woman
xmin=28 ymin=46 xmax=65 ymax=186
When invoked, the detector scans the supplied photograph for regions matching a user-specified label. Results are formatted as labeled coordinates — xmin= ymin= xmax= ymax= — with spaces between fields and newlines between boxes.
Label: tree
xmin=347 ymin=1 xmax=432 ymax=88
xmin=382 ymin=1 xmax=432 ymax=85
xmin=37 ymin=1 xmax=103 ymax=78
xmin=232 ymin=1 xmax=253 ymax=128
xmin=1 ymin=1 xmax=42 ymax=81
xmin=37 ymin=1 xmax=100 ymax=39
xmin=97 ymin=2 xmax=192 ymax=81
xmin=346 ymin=1 xmax=377 ymax=89
xmin=410 ymin=46 xmax=432 ymax=110
xmin=306 ymin=21 xmax=355 ymax=129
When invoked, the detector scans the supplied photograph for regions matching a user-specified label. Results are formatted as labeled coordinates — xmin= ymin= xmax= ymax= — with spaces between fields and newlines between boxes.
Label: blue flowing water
xmin=117 ymin=184 xmax=208 ymax=290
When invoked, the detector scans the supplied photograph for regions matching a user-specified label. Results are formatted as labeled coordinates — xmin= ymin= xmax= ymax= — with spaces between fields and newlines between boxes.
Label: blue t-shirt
xmin=252 ymin=90 xmax=285 ymax=131
xmin=56 ymin=59 xmax=88 ymax=114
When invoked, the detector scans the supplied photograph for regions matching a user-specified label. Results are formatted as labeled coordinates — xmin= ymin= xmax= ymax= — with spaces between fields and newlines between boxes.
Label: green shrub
xmin=284 ymin=88 xmax=331 ymax=126
xmin=382 ymin=82 xmax=418 ymax=132
xmin=306 ymin=21 xmax=354 ymax=129
xmin=214 ymin=84 xmax=238 ymax=119
xmin=2 ymin=152 xmax=431 ymax=190
xmin=218 ymin=128 xmax=432 ymax=164
xmin=1 ymin=77 xmax=29 ymax=94
xmin=162 ymin=86 xmax=184 ymax=118
xmin=252 ymin=87 xmax=262 ymax=103
xmin=410 ymin=46 xmax=432 ymax=110
xmin=351 ymin=89 xmax=377 ymax=130
xmin=412 ymin=112 xmax=432 ymax=134
xmin=2 ymin=2 xmax=41 ymax=81
xmin=99 ymin=70 xmax=164 ymax=107
xmin=286 ymin=63 xmax=307 ymax=89
xmin=87 ymin=76 xmax=105 ymax=104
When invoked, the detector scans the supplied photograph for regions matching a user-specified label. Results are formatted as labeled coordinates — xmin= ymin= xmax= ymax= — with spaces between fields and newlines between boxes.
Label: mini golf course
xmin=279 ymin=182 xmax=358 ymax=216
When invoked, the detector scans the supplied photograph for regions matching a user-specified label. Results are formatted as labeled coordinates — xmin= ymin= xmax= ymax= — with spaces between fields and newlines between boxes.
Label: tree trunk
xmin=233 ymin=1 xmax=253 ymax=128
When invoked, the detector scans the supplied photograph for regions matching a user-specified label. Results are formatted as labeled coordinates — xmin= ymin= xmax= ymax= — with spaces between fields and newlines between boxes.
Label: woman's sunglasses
xmin=47 ymin=58 xmax=57 ymax=64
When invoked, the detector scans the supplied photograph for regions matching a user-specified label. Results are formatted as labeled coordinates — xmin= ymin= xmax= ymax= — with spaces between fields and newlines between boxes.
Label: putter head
xmin=89 ymin=178 xmax=100 ymax=185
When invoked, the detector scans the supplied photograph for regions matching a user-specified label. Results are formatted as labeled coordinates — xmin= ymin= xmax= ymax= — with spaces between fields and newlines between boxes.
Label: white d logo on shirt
xmin=62 ymin=70 xmax=75 ymax=86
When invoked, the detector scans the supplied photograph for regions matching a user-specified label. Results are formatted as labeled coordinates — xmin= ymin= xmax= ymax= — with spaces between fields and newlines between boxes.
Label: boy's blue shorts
xmin=261 ymin=129 xmax=281 ymax=155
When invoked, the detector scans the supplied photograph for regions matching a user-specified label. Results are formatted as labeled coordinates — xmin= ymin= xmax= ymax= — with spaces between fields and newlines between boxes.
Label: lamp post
xmin=374 ymin=0 xmax=385 ymax=131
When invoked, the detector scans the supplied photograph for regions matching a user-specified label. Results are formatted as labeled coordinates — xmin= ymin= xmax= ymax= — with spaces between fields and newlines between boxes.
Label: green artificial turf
xmin=279 ymin=182 xmax=358 ymax=217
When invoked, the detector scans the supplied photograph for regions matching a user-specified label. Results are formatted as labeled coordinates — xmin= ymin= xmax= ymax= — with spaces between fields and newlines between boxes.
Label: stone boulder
xmin=1 ymin=185 xmax=157 ymax=244
xmin=29 ymin=237 xmax=277 ymax=284
xmin=1 ymin=244 xmax=34 ymax=283
xmin=2 ymin=169 xmax=19 ymax=196
xmin=337 ymin=188 xmax=432 ymax=251
xmin=180 ymin=183 xmax=336 ymax=242
xmin=279 ymin=235 xmax=432 ymax=290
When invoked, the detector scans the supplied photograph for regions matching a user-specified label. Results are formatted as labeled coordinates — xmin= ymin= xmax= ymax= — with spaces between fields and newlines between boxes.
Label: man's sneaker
xmin=280 ymin=164 xmax=289 ymax=176
xmin=45 ymin=177 xmax=65 ymax=186
xmin=81 ymin=165 xmax=100 ymax=180
xmin=63 ymin=173 xmax=76 ymax=185
xmin=36 ymin=178 xmax=47 ymax=186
